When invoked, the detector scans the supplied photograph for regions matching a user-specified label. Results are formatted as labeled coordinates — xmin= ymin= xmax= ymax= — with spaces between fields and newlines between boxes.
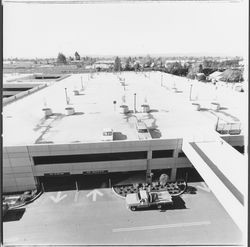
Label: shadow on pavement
xmin=72 ymin=112 xmax=84 ymax=116
xmin=131 ymin=196 xmax=186 ymax=212
xmin=199 ymin=108 xmax=209 ymax=111
xmin=75 ymin=93 xmax=85 ymax=96
xmin=148 ymin=109 xmax=159 ymax=113
xmin=185 ymin=186 xmax=197 ymax=194
xmin=3 ymin=208 xmax=26 ymax=222
xmin=219 ymin=107 xmax=228 ymax=110
xmin=158 ymin=196 xmax=187 ymax=212
xmin=171 ymin=196 xmax=186 ymax=210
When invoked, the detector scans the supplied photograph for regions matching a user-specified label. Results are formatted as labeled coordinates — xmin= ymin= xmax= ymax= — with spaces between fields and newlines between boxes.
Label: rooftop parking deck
xmin=3 ymin=71 xmax=246 ymax=146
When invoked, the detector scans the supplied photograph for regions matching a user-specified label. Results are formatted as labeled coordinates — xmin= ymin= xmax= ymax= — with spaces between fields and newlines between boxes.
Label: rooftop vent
xmin=42 ymin=108 xmax=53 ymax=117
xmin=65 ymin=107 xmax=75 ymax=115
xmin=211 ymin=102 xmax=220 ymax=111
xmin=120 ymin=104 xmax=129 ymax=114
xmin=191 ymin=103 xmax=200 ymax=111
xmin=73 ymin=90 xmax=80 ymax=95
xmin=141 ymin=104 xmax=150 ymax=113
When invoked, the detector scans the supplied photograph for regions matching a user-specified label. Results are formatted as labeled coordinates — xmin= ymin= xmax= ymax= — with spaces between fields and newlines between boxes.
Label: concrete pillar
xmin=173 ymin=149 xmax=179 ymax=158
xmin=171 ymin=168 xmax=177 ymax=181
xmin=146 ymin=150 xmax=152 ymax=183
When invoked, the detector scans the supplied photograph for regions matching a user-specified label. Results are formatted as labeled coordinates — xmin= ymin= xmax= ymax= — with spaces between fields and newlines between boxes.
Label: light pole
xmin=65 ymin=88 xmax=69 ymax=105
xmin=134 ymin=93 xmax=137 ymax=113
xmin=113 ymin=100 xmax=117 ymax=112
xmin=81 ymin=76 xmax=84 ymax=90
xmin=189 ymin=83 xmax=193 ymax=101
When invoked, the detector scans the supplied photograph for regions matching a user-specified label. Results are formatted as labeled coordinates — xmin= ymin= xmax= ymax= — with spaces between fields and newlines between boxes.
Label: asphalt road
xmin=3 ymin=182 xmax=242 ymax=245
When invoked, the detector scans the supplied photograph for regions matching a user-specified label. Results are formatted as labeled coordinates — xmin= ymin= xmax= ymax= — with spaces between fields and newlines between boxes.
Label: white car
xmin=126 ymin=189 xmax=173 ymax=211
xmin=102 ymin=128 xmax=114 ymax=141
xmin=136 ymin=121 xmax=151 ymax=140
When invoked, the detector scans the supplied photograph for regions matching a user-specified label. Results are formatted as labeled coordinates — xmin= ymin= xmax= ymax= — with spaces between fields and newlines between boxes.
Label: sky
xmin=3 ymin=1 xmax=248 ymax=59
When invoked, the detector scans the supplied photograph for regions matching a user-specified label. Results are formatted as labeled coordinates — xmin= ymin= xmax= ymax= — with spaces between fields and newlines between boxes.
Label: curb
xmin=111 ymin=186 xmax=126 ymax=199
xmin=111 ymin=181 xmax=187 ymax=199
xmin=9 ymin=190 xmax=43 ymax=210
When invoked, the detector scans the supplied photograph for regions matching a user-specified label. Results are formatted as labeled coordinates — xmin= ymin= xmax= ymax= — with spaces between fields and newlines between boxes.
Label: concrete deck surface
xmin=3 ymin=182 xmax=242 ymax=245
xmin=3 ymin=72 xmax=246 ymax=146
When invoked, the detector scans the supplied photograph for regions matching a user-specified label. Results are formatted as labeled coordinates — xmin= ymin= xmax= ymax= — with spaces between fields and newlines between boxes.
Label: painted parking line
xmin=112 ymin=221 xmax=211 ymax=232
xmin=86 ymin=189 xmax=103 ymax=202
xmin=49 ymin=191 xmax=67 ymax=203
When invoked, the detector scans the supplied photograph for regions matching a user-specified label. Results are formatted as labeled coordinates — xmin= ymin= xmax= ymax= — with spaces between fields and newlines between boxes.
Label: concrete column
xmin=171 ymin=168 xmax=177 ymax=181
xmin=146 ymin=150 xmax=152 ymax=183
xmin=173 ymin=149 xmax=179 ymax=158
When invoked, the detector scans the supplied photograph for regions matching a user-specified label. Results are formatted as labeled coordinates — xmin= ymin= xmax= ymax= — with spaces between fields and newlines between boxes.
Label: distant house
xmin=93 ymin=60 xmax=114 ymax=70
xmin=3 ymin=61 xmax=34 ymax=69
xmin=85 ymin=65 xmax=94 ymax=70
xmin=207 ymin=71 xmax=223 ymax=82
xmin=196 ymin=73 xmax=206 ymax=81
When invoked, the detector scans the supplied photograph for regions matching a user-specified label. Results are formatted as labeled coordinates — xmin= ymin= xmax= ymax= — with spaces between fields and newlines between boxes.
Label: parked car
xmin=136 ymin=121 xmax=151 ymax=140
xmin=126 ymin=189 xmax=173 ymax=211
xmin=102 ymin=128 xmax=114 ymax=141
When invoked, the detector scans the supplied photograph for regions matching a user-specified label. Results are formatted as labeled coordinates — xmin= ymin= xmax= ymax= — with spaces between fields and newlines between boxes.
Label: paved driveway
xmin=3 ymin=182 xmax=242 ymax=245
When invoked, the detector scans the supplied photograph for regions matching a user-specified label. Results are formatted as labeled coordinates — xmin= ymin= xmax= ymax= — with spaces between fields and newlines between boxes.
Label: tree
xmin=75 ymin=51 xmax=80 ymax=61
xmin=220 ymin=69 xmax=243 ymax=82
xmin=57 ymin=53 xmax=67 ymax=64
xmin=114 ymin=56 xmax=122 ymax=72
xmin=165 ymin=62 xmax=187 ymax=76
xmin=187 ymin=63 xmax=203 ymax=79
xmin=198 ymin=64 xmax=203 ymax=73
xmin=144 ymin=55 xmax=153 ymax=68
xmin=159 ymin=174 xmax=169 ymax=187
xmin=134 ymin=61 xmax=140 ymax=71
xmin=125 ymin=57 xmax=132 ymax=71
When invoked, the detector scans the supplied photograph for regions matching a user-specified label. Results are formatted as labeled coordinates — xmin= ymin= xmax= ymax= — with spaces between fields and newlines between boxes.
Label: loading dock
xmin=38 ymin=172 xmax=111 ymax=192
xmin=36 ymin=169 xmax=196 ymax=192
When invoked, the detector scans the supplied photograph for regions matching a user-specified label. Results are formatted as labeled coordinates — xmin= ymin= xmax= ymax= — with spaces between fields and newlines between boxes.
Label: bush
xmin=220 ymin=69 xmax=243 ymax=82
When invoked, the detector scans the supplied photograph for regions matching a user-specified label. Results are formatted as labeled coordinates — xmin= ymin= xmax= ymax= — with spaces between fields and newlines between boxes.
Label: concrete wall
xmin=182 ymin=139 xmax=245 ymax=232
xmin=221 ymin=135 xmax=245 ymax=147
xmin=3 ymin=84 xmax=47 ymax=106
xmin=3 ymin=135 xmax=244 ymax=193
xmin=3 ymin=146 xmax=36 ymax=193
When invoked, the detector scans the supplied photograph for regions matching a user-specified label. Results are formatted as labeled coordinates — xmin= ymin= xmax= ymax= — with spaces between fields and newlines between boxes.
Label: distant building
xmin=207 ymin=71 xmax=223 ymax=82
xmin=3 ymin=61 xmax=34 ymax=69
xmin=196 ymin=73 xmax=206 ymax=81
xmin=94 ymin=60 xmax=114 ymax=70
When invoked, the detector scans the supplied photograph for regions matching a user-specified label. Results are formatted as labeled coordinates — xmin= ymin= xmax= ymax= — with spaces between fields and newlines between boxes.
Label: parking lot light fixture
xmin=134 ymin=93 xmax=137 ymax=113
xmin=189 ymin=83 xmax=193 ymax=101
xmin=81 ymin=76 xmax=84 ymax=90
xmin=65 ymin=88 xmax=69 ymax=105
